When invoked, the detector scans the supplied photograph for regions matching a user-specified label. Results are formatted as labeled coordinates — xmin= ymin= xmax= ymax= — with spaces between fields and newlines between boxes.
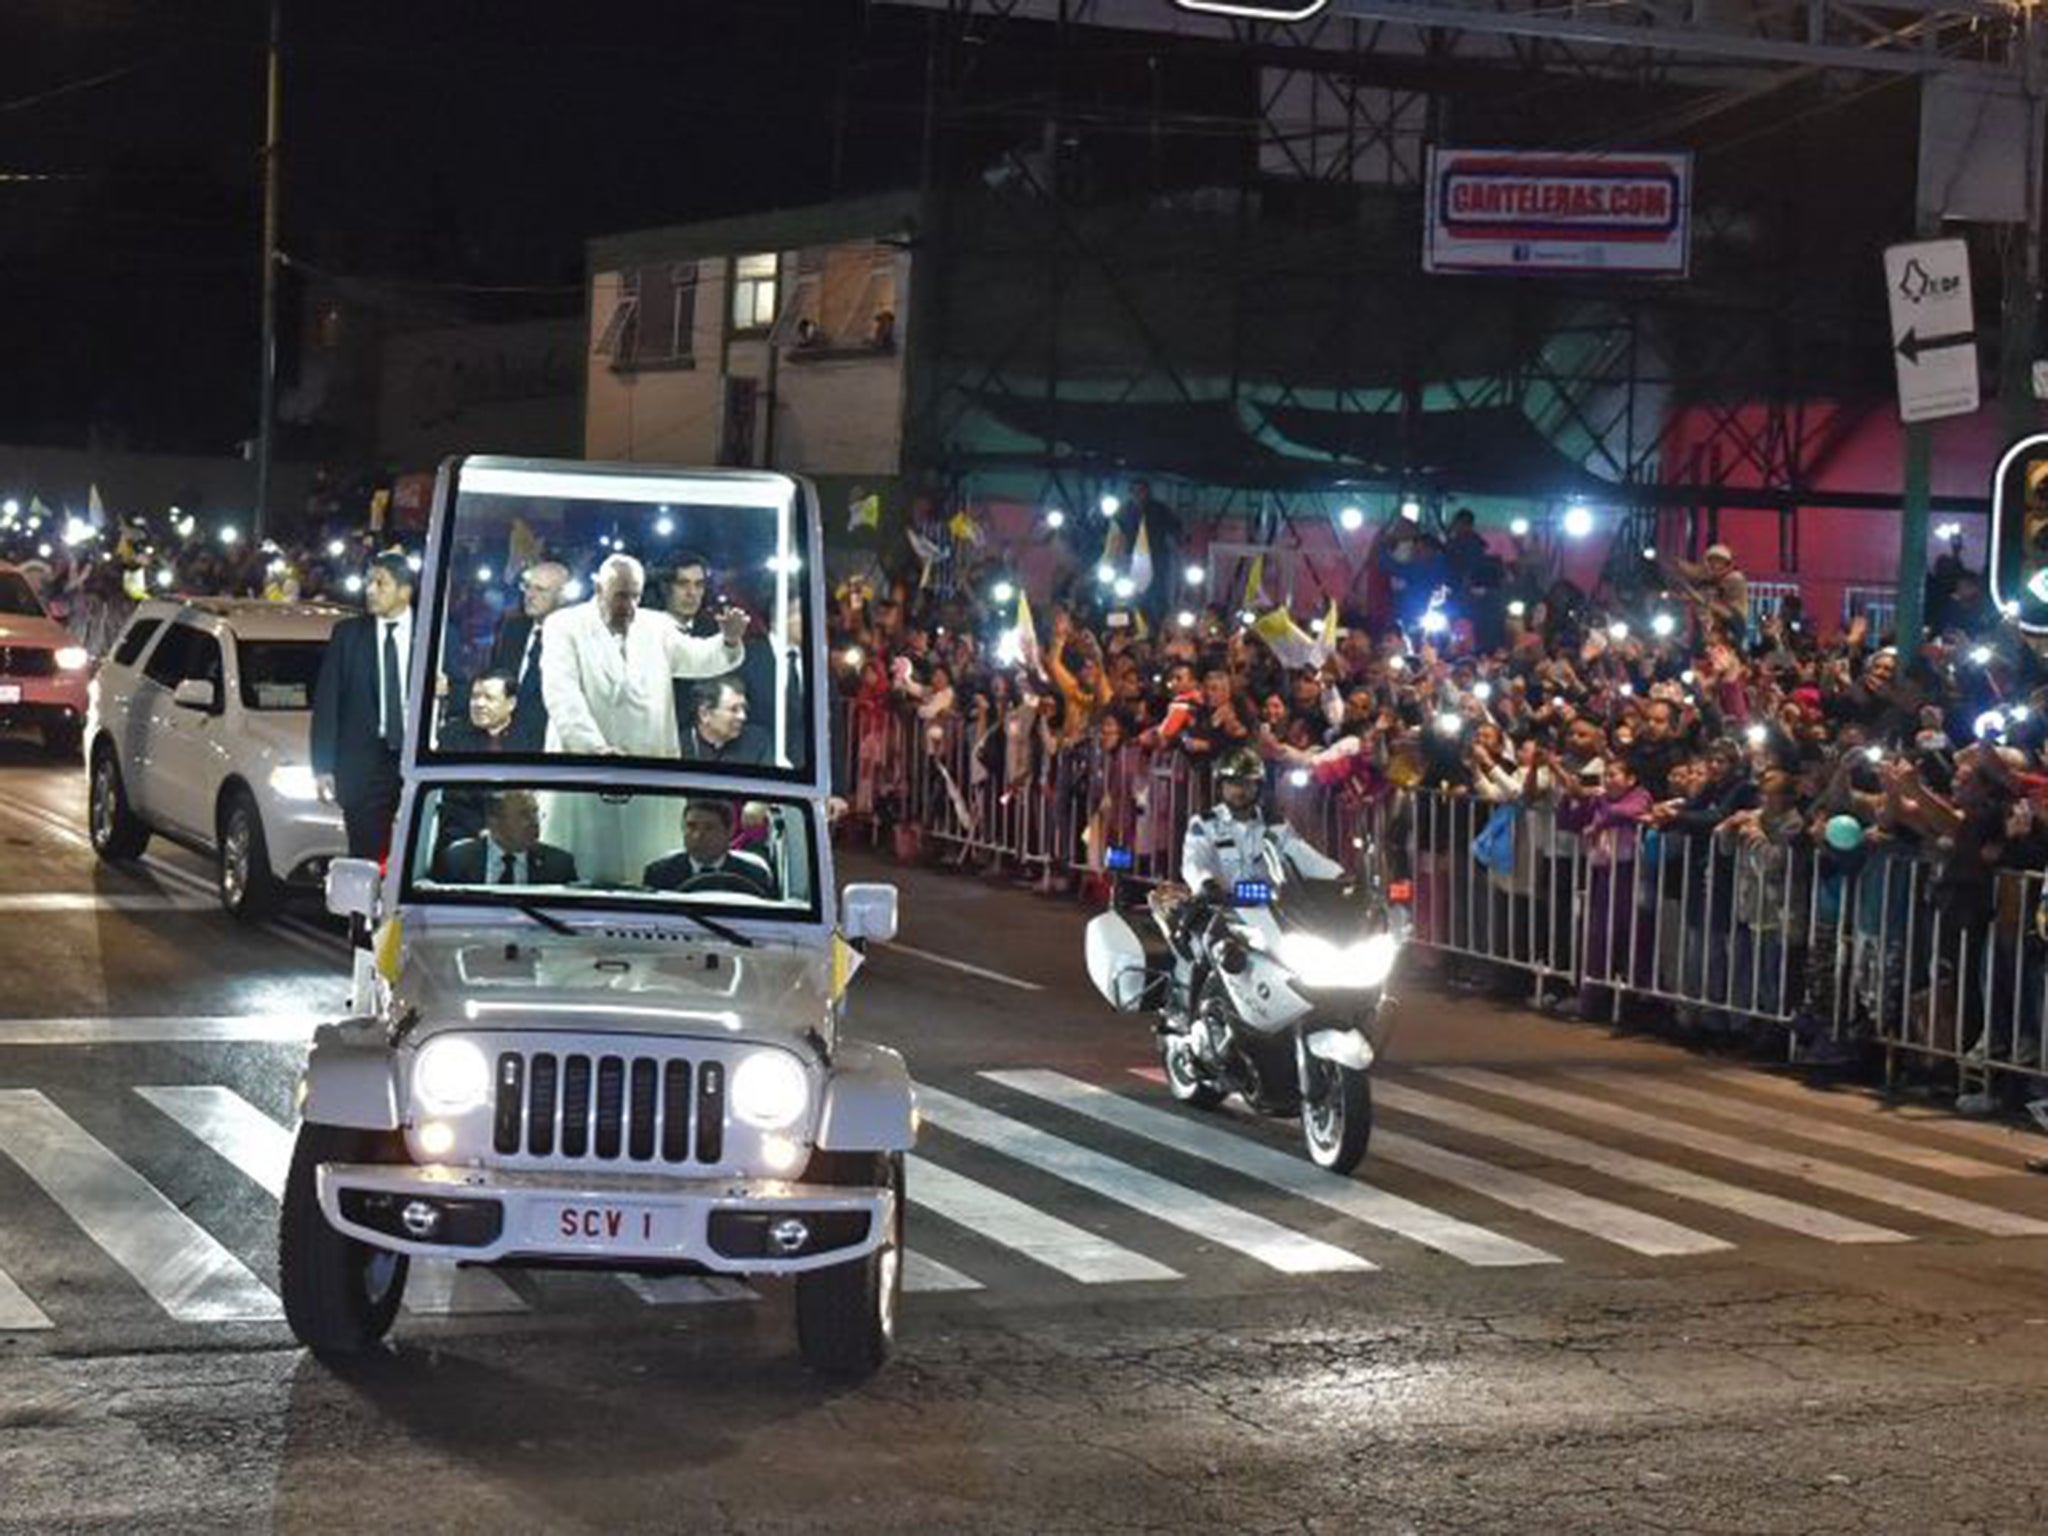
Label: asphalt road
xmin=3 ymin=730 xmax=2048 ymax=1533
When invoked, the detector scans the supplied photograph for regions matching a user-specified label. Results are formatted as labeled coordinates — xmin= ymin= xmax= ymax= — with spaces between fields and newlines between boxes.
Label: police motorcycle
xmin=1083 ymin=762 xmax=1403 ymax=1175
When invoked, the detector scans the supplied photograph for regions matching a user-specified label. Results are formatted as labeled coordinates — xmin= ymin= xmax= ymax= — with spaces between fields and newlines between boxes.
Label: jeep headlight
xmin=413 ymin=1037 xmax=491 ymax=1115
xmin=55 ymin=645 xmax=90 ymax=671
xmin=730 ymin=1049 xmax=809 ymax=1130
xmin=1277 ymin=931 xmax=1400 ymax=990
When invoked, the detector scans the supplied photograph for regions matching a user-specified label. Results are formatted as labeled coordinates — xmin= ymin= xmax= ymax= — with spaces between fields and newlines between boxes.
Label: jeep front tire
xmin=795 ymin=1151 xmax=903 ymax=1380
xmin=279 ymin=1123 xmax=410 ymax=1356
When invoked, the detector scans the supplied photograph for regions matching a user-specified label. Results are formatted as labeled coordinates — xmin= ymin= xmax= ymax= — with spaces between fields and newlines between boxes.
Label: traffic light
xmin=1990 ymin=432 xmax=2048 ymax=633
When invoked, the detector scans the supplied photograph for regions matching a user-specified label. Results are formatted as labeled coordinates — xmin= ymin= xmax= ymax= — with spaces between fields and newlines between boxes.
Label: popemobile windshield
xmin=280 ymin=457 xmax=915 ymax=1379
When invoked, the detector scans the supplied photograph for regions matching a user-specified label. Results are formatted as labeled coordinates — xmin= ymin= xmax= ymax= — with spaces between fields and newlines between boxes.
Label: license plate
xmin=534 ymin=1201 xmax=672 ymax=1252
xmin=0 ymin=685 xmax=19 ymax=704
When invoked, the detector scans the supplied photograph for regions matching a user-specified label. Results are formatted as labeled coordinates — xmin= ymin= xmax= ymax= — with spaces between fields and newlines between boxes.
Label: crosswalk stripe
xmin=134 ymin=1085 xmax=527 ymax=1315
xmin=1571 ymin=1070 xmax=2012 ymax=1180
xmin=0 ymin=894 xmax=215 ymax=912
xmin=1429 ymin=1069 xmax=2048 ymax=1240
xmin=1006 ymin=1071 xmax=1555 ymax=1268
xmin=903 ymin=1252 xmax=983 ymax=1292
xmin=1371 ymin=1129 xmax=1732 ymax=1258
xmin=0 ymin=1089 xmax=281 ymax=1322
xmin=0 ymin=1015 xmax=327 ymax=1047
xmin=1126 ymin=1067 xmax=1722 ymax=1257
xmin=916 ymin=1084 xmax=1371 ymax=1274
xmin=908 ymin=1154 xmax=1179 ymax=1283
xmin=620 ymin=1275 xmax=758 ymax=1306
xmin=1699 ymin=1069 xmax=2041 ymax=1157
xmin=134 ymin=1086 xmax=291 ymax=1199
xmin=1376 ymin=1080 xmax=1908 ymax=1245
xmin=0 ymin=1264 xmax=52 ymax=1331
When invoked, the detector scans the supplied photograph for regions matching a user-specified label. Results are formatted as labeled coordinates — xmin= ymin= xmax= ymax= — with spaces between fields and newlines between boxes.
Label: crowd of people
xmin=829 ymin=501 xmax=2048 ymax=1103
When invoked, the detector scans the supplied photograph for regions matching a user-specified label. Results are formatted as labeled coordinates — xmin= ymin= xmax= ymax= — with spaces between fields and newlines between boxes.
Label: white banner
xmin=1424 ymin=147 xmax=1692 ymax=277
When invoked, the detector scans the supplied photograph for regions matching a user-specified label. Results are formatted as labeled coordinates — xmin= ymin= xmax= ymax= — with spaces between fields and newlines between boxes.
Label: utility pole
xmin=254 ymin=0 xmax=282 ymax=541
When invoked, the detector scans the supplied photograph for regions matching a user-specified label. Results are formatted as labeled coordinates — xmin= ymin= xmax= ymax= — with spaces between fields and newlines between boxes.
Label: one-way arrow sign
xmin=1895 ymin=326 xmax=1975 ymax=366
xmin=1884 ymin=239 xmax=1978 ymax=423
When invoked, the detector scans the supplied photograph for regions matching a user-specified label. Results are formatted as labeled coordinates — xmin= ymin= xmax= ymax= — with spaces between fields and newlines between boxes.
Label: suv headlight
xmin=730 ymin=1049 xmax=809 ymax=1130
xmin=55 ymin=646 xmax=89 ymax=671
xmin=268 ymin=764 xmax=321 ymax=800
xmin=413 ymin=1037 xmax=491 ymax=1115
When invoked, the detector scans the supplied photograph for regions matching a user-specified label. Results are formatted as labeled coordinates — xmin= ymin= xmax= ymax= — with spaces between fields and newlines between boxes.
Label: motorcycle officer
xmin=1174 ymin=747 xmax=1345 ymax=1018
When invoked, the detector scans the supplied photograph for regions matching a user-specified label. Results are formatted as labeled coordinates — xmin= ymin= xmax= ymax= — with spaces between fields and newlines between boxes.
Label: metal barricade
xmin=831 ymin=698 xmax=2048 ymax=1089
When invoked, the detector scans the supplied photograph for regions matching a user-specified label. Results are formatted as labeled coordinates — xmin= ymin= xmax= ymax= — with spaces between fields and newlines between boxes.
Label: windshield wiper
xmin=513 ymin=902 xmax=576 ymax=936
xmin=676 ymin=909 xmax=754 ymax=948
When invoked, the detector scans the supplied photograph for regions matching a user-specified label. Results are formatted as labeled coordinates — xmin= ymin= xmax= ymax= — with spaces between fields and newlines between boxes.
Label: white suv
xmin=87 ymin=597 xmax=350 ymax=919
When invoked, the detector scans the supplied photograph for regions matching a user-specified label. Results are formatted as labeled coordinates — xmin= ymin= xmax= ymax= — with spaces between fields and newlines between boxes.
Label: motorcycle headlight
xmin=267 ymin=763 xmax=321 ymax=800
xmin=413 ymin=1037 xmax=491 ymax=1115
xmin=55 ymin=646 xmax=90 ymax=672
xmin=730 ymin=1049 xmax=809 ymax=1130
xmin=1277 ymin=931 xmax=1400 ymax=990
xmin=1352 ymin=932 xmax=1400 ymax=990
xmin=1276 ymin=932 xmax=1349 ymax=987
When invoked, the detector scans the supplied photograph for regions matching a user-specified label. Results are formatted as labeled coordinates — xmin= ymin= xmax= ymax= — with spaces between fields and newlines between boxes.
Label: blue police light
xmin=1104 ymin=847 xmax=1134 ymax=872
xmin=1232 ymin=879 xmax=1273 ymax=906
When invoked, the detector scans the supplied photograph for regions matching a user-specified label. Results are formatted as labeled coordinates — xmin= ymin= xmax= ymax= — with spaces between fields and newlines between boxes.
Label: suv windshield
xmin=403 ymin=784 xmax=817 ymax=921
xmin=238 ymin=640 xmax=326 ymax=711
xmin=422 ymin=461 xmax=815 ymax=782
xmin=0 ymin=572 xmax=43 ymax=618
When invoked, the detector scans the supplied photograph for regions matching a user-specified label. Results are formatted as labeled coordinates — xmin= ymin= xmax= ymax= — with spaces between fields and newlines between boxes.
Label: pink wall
xmin=1652 ymin=402 xmax=2035 ymax=635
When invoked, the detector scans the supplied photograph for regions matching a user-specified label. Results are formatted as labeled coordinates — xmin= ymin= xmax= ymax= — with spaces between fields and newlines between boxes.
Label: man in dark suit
xmin=681 ymin=675 xmax=772 ymax=765
xmin=312 ymin=549 xmax=415 ymax=859
xmin=488 ymin=561 xmax=569 ymax=752
xmin=434 ymin=672 xmax=518 ymax=853
xmin=642 ymin=797 xmax=777 ymax=898
xmin=436 ymin=790 xmax=579 ymax=885
xmin=734 ymin=592 xmax=807 ymax=763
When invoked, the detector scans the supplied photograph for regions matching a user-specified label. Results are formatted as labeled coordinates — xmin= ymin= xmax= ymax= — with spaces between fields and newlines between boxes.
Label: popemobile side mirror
xmin=325 ymin=857 xmax=381 ymax=922
xmin=841 ymin=882 xmax=899 ymax=944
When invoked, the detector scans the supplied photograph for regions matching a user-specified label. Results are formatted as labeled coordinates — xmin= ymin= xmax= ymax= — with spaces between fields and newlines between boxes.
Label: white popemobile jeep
xmin=280 ymin=457 xmax=916 ymax=1378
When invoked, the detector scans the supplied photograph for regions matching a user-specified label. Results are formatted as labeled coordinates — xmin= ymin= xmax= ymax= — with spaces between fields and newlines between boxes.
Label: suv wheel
xmin=279 ymin=1123 xmax=410 ymax=1357
xmin=795 ymin=1151 xmax=903 ymax=1380
xmin=219 ymin=790 xmax=281 ymax=922
xmin=88 ymin=747 xmax=150 ymax=861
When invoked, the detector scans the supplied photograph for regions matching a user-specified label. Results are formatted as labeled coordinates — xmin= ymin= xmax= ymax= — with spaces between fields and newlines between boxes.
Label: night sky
xmin=0 ymin=0 xmax=923 ymax=455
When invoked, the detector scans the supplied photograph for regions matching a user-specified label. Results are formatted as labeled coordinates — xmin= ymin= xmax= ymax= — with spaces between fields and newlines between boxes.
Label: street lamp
xmin=1183 ymin=563 xmax=1205 ymax=586
xmin=1509 ymin=516 xmax=1530 ymax=538
xmin=1045 ymin=508 xmax=1066 ymax=530
xmin=1562 ymin=503 xmax=1594 ymax=539
xmin=1399 ymin=499 xmax=1422 ymax=523
xmin=1338 ymin=505 xmax=1364 ymax=532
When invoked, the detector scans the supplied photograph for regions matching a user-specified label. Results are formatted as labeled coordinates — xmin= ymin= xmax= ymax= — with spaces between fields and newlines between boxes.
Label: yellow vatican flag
xmin=829 ymin=932 xmax=865 ymax=1001
xmin=372 ymin=916 xmax=405 ymax=985
xmin=1241 ymin=552 xmax=1265 ymax=614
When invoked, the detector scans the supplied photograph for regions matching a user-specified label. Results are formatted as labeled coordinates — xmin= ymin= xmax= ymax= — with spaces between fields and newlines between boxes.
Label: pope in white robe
xmin=538 ymin=553 xmax=748 ymax=882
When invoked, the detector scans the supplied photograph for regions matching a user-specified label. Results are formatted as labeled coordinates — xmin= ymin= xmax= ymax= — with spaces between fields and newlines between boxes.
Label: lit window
xmin=732 ymin=252 xmax=779 ymax=332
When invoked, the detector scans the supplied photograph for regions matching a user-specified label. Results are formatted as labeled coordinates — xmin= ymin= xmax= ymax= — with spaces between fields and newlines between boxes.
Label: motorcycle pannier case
xmin=1084 ymin=911 xmax=1171 ymax=1013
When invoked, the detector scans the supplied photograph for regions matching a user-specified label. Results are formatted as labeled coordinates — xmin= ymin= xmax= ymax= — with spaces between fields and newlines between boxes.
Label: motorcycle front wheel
xmin=1159 ymin=1029 xmax=1224 ymax=1109
xmin=1297 ymin=1045 xmax=1372 ymax=1174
